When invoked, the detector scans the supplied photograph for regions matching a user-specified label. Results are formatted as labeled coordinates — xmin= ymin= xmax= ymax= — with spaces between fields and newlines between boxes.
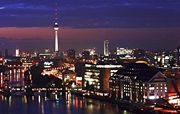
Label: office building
xmin=76 ymin=62 xmax=122 ymax=92
xmin=104 ymin=40 xmax=109 ymax=56
xmin=16 ymin=48 xmax=20 ymax=57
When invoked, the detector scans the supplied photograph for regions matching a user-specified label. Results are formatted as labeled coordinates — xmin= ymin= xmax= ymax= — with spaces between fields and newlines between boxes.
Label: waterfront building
xmin=147 ymin=72 xmax=168 ymax=100
xmin=109 ymin=63 xmax=180 ymax=107
xmin=165 ymin=71 xmax=180 ymax=106
xmin=75 ymin=61 xmax=123 ymax=92
xmin=109 ymin=63 xmax=161 ymax=103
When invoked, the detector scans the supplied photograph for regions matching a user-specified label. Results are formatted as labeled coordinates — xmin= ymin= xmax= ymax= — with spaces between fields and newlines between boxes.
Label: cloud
xmin=0 ymin=7 xmax=5 ymax=10
xmin=0 ymin=0 xmax=180 ymax=28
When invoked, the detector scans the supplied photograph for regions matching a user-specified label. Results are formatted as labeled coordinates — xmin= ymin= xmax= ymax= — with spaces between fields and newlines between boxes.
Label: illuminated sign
xmin=44 ymin=61 xmax=53 ymax=68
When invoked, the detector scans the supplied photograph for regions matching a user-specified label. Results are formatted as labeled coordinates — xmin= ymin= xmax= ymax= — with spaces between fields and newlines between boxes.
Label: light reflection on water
xmin=0 ymin=68 xmax=135 ymax=114
xmin=0 ymin=68 xmax=25 ymax=87
xmin=0 ymin=94 xmax=135 ymax=114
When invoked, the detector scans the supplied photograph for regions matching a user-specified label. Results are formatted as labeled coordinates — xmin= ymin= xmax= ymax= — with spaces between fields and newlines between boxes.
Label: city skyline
xmin=0 ymin=1 xmax=180 ymax=114
xmin=0 ymin=0 xmax=180 ymax=54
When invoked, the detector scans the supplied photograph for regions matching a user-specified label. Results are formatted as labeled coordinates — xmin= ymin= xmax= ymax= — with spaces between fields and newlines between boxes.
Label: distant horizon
xmin=0 ymin=35 xmax=179 ymax=56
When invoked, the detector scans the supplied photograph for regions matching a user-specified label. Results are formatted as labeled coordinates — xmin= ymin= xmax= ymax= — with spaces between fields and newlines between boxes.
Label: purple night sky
xmin=0 ymin=0 xmax=180 ymax=54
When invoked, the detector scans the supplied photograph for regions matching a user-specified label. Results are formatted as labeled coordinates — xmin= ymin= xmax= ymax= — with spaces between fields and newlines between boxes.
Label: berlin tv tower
xmin=54 ymin=22 xmax=59 ymax=52
xmin=54 ymin=1 xmax=59 ymax=52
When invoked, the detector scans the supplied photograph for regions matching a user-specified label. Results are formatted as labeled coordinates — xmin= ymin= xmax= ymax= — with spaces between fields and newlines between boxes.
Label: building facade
xmin=109 ymin=63 xmax=161 ymax=103
xmin=75 ymin=62 xmax=122 ymax=92
xmin=147 ymin=72 xmax=168 ymax=100
xmin=104 ymin=40 xmax=109 ymax=56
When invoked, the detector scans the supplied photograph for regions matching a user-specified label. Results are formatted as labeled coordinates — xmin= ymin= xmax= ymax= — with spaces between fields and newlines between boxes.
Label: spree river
xmin=0 ymin=94 xmax=135 ymax=114
xmin=0 ymin=68 xmax=135 ymax=114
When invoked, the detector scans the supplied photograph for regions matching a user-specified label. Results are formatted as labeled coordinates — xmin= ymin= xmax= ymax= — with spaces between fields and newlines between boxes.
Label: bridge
xmin=0 ymin=67 xmax=68 ymax=96
xmin=0 ymin=85 xmax=69 ymax=97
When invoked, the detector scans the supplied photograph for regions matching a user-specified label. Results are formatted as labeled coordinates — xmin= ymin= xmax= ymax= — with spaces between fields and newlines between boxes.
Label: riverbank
xmin=71 ymin=90 xmax=179 ymax=114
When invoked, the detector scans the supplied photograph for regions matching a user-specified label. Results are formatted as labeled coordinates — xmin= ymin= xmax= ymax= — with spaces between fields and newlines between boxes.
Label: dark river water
xmin=0 ymin=94 xmax=135 ymax=114
xmin=0 ymin=68 xmax=135 ymax=114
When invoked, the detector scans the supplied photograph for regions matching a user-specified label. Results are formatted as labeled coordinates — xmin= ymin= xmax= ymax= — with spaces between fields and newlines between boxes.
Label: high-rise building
xmin=104 ymin=40 xmax=109 ymax=56
xmin=54 ymin=22 xmax=59 ymax=52
xmin=16 ymin=48 xmax=20 ymax=57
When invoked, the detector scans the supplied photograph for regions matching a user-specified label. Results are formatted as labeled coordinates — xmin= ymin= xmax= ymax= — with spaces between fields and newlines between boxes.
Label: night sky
xmin=0 ymin=0 xmax=180 ymax=54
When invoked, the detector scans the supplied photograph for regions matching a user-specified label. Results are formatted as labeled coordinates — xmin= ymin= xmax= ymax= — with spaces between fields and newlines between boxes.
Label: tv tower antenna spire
xmin=54 ymin=0 xmax=59 ymax=53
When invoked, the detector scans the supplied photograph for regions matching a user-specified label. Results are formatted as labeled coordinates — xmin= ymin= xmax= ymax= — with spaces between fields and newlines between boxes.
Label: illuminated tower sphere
xmin=54 ymin=22 xmax=59 ymax=52
xmin=104 ymin=40 xmax=109 ymax=56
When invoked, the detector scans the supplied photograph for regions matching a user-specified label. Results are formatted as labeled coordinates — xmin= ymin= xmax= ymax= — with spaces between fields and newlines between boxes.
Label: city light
xmin=0 ymin=1 xmax=179 ymax=114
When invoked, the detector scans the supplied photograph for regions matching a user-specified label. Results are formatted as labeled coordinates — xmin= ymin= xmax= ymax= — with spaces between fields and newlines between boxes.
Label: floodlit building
xmin=16 ymin=48 xmax=20 ymax=57
xmin=75 ymin=62 xmax=123 ymax=92
xmin=147 ymin=72 xmax=168 ymax=100
xmin=109 ymin=63 xmax=161 ymax=103
xmin=116 ymin=47 xmax=133 ymax=56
